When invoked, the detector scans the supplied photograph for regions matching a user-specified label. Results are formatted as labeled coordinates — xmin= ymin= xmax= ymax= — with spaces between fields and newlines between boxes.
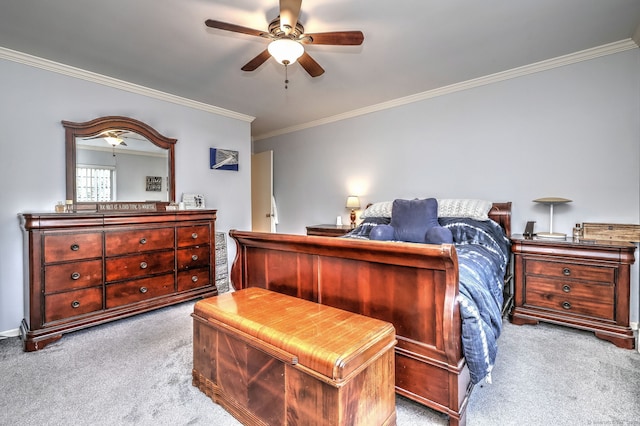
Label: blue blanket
xmin=344 ymin=216 xmax=510 ymax=384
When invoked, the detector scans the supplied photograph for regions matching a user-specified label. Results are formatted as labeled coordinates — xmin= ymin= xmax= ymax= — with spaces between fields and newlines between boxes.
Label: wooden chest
xmin=192 ymin=288 xmax=397 ymax=426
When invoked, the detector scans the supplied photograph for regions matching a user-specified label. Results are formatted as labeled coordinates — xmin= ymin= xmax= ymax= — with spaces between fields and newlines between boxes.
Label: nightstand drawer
xmin=525 ymin=276 xmax=614 ymax=319
xmin=526 ymin=259 xmax=615 ymax=283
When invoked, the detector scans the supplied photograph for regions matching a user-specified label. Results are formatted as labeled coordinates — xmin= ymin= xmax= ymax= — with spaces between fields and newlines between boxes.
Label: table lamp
xmin=346 ymin=196 xmax=360 ymax=228
xmin=533 ymin=197 xmax=572 ymax=239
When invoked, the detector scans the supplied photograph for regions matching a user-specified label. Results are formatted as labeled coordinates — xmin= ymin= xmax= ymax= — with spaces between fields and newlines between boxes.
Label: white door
xmin=251 ymin=150 xmax=274 ymax=232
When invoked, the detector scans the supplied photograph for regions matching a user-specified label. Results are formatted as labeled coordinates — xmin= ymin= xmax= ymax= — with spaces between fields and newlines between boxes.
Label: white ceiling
xmin=1 ymin=0 xmax=639 ymax=139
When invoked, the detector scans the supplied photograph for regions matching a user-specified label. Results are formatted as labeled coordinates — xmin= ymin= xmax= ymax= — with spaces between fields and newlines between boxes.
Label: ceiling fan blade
xmin=297 ymin=52 xmax=324 ymax=77
xmin=279 ymin=0 xmax=302 ymax=35
xmin=302 ymin=31 xmax=364 ymax=45
xmin=241 ymin=49 xmax=272 ymax=71
xmin=205 ymin=19 xmax=266 ymax=38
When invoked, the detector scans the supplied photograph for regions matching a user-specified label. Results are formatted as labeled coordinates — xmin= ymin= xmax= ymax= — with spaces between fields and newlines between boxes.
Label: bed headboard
xmin=489 ymin=202 xmax=512 ymax=238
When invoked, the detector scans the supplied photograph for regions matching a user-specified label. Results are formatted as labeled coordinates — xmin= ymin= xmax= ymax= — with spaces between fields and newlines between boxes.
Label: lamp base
xmin=537 ymin=232 xmax=567 ymax=240
xmin=350 ymin=209 xmax=356 ymax=228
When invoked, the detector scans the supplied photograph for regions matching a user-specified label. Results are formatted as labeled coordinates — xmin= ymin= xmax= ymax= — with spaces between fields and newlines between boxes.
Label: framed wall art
xmin=210 ymin=148 xmax=239 ymax=171
xmin=146 ymin=176 xmax=162 ymax=192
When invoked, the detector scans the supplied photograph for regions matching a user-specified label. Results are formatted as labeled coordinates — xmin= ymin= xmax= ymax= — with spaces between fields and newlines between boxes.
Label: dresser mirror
xmin=63 ymin=116 xmax=176 ymax=211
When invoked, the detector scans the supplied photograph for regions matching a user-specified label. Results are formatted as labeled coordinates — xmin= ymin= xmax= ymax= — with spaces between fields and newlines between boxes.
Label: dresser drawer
xmin=44 ymin=287 xmax=103 ymax=323
xmin=524 ymin=276 xmax=614 ymax=320
xmin=105 ymin=274 xmax=175 ymax=308
xmin=105 ymin=250 xmax=175 ymax=281
xmin=177 ymin=267 xmax=210 ymax=292
xmin=177 ymin=225 xmax=210 ymax=247
xmin=44 ymin=232 xmax=103 ymax=263
xmin=45 ymin=259 xmax=103 ymax=293
xmin=526 ymin=259 xmax=615 ymax=283
xmin=177 ymin=246 xmax=210 ymax=270
xmin=105 ymin=227 xmax=175 ymax=256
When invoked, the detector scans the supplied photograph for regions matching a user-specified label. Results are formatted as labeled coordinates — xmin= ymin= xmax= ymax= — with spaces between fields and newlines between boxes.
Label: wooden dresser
xmin=19 ymin=210 xmax=218 ymax=351
xmin=510 ymin=235 xmax=637 ymax=348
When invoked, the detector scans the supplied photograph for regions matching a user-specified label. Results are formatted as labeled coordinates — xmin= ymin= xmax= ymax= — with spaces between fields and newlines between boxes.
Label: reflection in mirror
xmin=63 ymin=116 xmax=176 ymax=211
xmin=75 ymin=132 xmax=168 ymax=202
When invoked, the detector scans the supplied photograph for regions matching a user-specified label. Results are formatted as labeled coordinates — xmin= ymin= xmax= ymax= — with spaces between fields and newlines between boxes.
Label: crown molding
xmin=0 ymin=46 xmax=255 ymax=123
xmin=253 ymin=39 xmax=639 ymax=141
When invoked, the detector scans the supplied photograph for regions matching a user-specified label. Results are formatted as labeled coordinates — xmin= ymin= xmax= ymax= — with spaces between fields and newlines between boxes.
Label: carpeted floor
xmin=1 ymin=300 xmax=638 ymax=425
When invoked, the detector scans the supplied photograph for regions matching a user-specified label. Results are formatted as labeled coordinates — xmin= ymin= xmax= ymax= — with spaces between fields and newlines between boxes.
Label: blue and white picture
xmin=210 ymin=148 xmax=239 ymax=171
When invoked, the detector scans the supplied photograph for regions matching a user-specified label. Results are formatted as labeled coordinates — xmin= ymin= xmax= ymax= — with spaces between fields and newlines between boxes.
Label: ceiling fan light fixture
xmin=268 ymin=38 xmax=304 ymax=65
xmin=104 ymin=136 xmax=124 ymax=146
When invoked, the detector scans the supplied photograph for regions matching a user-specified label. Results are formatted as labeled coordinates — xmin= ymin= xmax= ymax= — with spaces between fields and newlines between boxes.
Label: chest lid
xmin=193 ymin=287 xmax=395 ymax=382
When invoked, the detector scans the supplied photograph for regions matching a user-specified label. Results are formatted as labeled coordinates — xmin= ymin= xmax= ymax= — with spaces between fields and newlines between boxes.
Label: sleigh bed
xmin=229 ymin=201 xmax=512 ymax=426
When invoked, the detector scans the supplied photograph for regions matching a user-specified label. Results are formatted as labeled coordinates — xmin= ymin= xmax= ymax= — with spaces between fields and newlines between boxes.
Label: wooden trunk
xmin=192 ymin=288 xmax=397 ymax=426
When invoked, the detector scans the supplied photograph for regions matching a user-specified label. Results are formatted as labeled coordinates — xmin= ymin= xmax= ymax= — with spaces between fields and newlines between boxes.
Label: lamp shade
xmin=268 ymin=39 xmax=304 ymax=65
xmin=346 ymin=196 xmax=360 ymax=210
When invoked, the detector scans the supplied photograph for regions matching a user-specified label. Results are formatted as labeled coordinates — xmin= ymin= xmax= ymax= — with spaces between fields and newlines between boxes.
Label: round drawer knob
xmin=71 ymin=272 xmax=81 ymax=280
xmin=562 ymin=285 xmax=571 ymax=293
xmin=191 ymin=232 xmax=198 ymax=239
xmin=562 ymin=301 xmax=572 ymax=310
xmin=139 ymin=287 xmax=148 ymax=294
xmin=191 ymin=254 xmax=198 ymax=261
xmin=71 ymin=300 xmax=80 ymax=308
xmin=191 ymin=275 xmax=198 ymax=283
xmin=562 ymin=267 xmax=571 ymax=276
xmin=140 ymin=261 xmax=148 ymax=269
xmin=70 ymin=244 xmax=80 ymax=251
xmin=140 ymin=238 xmax=147 ymax=245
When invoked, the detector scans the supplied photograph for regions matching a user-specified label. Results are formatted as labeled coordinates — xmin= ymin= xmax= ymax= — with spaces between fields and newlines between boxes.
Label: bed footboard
xmin=229 ymin=230 xmax=472 ymax=425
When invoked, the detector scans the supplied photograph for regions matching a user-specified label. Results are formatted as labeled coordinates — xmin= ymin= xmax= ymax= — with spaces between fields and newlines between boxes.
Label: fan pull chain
xmin=284 ymin=60 xmax=290 ymax=89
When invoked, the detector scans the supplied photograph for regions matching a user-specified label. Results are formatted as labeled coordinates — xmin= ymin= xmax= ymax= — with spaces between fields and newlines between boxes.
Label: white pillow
xmin=361 ymin=198 xmax=493 ymax=221
xmin=437 ymin=199 xmax=492 ymax=221
xmin=360 ymin=201 xmax=392 ymax=218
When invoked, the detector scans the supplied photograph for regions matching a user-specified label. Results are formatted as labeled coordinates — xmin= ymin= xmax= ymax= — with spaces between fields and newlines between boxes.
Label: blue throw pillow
xmin=391 ymin=198 xmax=439 ymax=243
xmin=369 ymin=224 xmax=395 ymax=241
xmin=425 ymin=226 xmax=453 ymax=244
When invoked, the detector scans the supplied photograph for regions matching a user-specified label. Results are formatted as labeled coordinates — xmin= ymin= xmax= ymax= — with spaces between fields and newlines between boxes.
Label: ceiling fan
xmin=205 ymin=0 xmax=364 ymax=78
xmin=83 ymin=130 xmax=128 ymax=147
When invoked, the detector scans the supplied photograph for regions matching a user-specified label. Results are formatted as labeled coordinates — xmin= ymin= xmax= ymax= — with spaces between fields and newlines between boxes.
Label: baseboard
xmin=0 ymin=328 xmax=20 ymax=339
xmin=630 ymin=322 xmax=639 ymax=331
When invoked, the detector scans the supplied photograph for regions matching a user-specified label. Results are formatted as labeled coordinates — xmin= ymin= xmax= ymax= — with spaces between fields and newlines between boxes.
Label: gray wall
xmin=255 ymin=49 xmax=640 ymax=323
xmin=0 ymin=58 xmax=252 ymax=335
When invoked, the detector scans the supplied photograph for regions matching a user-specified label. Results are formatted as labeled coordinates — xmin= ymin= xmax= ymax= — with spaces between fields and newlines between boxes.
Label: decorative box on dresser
xmin=19 ymin=210 xmax=218 ymax=351
xmin=510 ymin=235 xmax=637 ymax=349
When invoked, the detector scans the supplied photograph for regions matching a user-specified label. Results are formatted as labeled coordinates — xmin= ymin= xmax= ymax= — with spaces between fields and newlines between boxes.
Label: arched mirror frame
xmin=63 ymin=116 xmax=176 ymax=211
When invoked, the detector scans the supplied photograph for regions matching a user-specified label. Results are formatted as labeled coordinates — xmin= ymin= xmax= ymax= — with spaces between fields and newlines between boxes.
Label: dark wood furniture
xmin=229 ymin=202 xmax=511 ymax=426
xmin=19 ymin=210 xmax=218 ymax=351
xmin=306 ymin=224 xmax=353 ymax=237
xmin=192 ymin=288 xmax=397 ymax=426
xmin=510 ymin=235 xmax=637 ymax=349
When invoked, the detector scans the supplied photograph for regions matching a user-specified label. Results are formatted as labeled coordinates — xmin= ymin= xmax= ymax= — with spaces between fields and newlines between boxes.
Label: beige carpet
xmin=1 ymin=300 xmax=638 ymax=425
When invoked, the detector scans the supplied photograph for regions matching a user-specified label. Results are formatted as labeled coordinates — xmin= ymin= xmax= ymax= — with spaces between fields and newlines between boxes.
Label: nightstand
xmin=306 ymin=224 xmax=353 ymax=237
xmin=510 ymin=235 xmax=637 ymax=349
